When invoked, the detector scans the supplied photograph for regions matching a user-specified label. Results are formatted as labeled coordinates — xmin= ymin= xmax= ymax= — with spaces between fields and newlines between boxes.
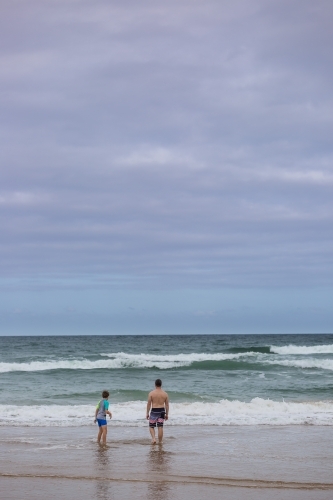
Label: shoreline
xmin=2 ymin=469 xmax=333 ymax=490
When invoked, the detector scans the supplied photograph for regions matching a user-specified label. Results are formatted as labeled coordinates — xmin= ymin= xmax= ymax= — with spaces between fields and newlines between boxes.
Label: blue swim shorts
xmin=97 ymin=418 xmax=107 ymax=427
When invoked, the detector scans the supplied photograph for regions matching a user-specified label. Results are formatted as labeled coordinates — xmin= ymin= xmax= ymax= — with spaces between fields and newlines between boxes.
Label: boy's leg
xmin=97 ymin=426 xmax=103 ymax=443
xmin=102 ymin=425 xmax=107 ymax=445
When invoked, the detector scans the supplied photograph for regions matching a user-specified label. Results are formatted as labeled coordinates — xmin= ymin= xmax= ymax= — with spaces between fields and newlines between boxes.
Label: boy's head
xmin=155 ymin=379 xmax=162 ymax=387
xmin=102 ymin=390 xmax=109 ymax=399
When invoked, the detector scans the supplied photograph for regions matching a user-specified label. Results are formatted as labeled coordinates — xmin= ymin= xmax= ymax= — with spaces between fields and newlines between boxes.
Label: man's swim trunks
xmin=149 ymin=407 xmax=166 ymax=428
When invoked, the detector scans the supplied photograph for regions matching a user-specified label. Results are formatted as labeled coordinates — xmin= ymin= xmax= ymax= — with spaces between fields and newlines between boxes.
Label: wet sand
xmin=1 ymin=425 xmax=332 ymax=499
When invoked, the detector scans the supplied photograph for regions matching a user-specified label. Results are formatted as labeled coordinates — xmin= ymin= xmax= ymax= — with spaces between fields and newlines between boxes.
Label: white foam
xmin=2 ymin=348 xmax=332 ymax=373
xmin=270 ymin=344 xmax=333 ymax=355
xmin=0 ymin=359 xmax=125 ymax=373
xmin=1 ymin=399 xmax=332 ymax=427
xmin=266 ymin=358 xmax=333 ymax=371
xmin=100 ymin=351 xmax=257 ymax=369
xmin=0 ymin=352 xmax=255 ymax=373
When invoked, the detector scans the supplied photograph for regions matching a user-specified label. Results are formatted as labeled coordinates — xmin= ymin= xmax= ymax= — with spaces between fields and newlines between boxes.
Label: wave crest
xmin=270 ymin=344 xmax=333 ymax=355
xmin=0 ymin=352 xmax=256 ymax=372
xmin=1 ymin=399 xmax=332 ymax=427
xmin=266 ymin=358 xmax=333 ymax=371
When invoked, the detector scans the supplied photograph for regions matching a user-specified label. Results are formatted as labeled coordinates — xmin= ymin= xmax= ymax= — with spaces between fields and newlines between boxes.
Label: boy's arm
xmin=146 ymin=393 xmax=152 ymax=419
xmin=94 ymin=403 xmax=99 ymax=422
xmin=105 ymin=400 xmax=112 ymax=419
xmin=165 ymin=393 xmax=169 ymax=420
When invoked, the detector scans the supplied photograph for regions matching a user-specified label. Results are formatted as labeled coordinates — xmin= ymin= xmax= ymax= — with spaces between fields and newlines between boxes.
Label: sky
xmin=1 ymin=0 xmax=332 ymax=335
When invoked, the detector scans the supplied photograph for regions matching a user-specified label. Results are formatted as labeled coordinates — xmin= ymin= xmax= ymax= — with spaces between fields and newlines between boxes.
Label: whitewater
xmin=0 ymin=351 xmax=257 ymax=372
xmin=1 ymin=348 xmax=333 ymax=372
xmin=1 ymin=399 xmax=333 ymax=427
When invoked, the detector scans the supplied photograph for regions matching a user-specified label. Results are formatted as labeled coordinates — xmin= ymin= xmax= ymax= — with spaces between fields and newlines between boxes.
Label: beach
xmin=1 ymin=425 xmax=333 ymax=499
xmin=1 ymin=334 xmax=333 ymax=498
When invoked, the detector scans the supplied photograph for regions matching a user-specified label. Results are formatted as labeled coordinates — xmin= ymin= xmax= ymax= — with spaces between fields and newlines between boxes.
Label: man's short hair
xmin=102 ymin=390 xmax=109 ymax=398
xmin=155 ymin=379 xmax=162 ymax=387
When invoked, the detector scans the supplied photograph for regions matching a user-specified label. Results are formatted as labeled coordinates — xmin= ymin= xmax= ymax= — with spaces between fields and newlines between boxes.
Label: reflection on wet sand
xmin=94 ymin=445 xmax=112 ymax=500
xmin=147 ymin=443 xmax=171 ymax=500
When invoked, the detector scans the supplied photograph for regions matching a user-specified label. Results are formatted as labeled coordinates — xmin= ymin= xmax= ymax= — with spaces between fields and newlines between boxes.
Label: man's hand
xmin=146 ymin=413 xmax=150 ymax=420
xmin=165 ymin=414 xmax=168 ymax=421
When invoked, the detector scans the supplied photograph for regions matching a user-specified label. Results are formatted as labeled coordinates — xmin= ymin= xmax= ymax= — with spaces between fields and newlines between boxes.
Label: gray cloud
xmin=1 ymin=0 xmax=333 ymax=290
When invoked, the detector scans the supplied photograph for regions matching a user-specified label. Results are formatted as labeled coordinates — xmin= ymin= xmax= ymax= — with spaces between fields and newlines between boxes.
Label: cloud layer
xmin=1 ymin=0 xmax=333 ymax=297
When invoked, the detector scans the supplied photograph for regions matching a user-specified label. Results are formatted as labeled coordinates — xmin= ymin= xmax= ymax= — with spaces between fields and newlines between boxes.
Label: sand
xmin=0 ymin=425 xmax=332 ymax=499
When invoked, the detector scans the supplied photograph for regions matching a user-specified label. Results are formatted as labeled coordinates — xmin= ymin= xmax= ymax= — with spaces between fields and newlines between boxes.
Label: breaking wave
xmin=270 ymin=344 xmax=333 ymax=355
xmin=1 ymin=348 xmax=333 ymax=373
xmin=266 ymin=358 xmax=333 ymax=371
xmin=0 ymin=352 xmax=256 ymax=372
xmin=1 ymin=398 xmax=332 ymax=427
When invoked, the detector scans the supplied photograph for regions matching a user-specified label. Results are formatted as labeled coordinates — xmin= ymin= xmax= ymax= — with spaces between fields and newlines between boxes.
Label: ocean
xmin=1 ymin=333 xmax=332 ymax=427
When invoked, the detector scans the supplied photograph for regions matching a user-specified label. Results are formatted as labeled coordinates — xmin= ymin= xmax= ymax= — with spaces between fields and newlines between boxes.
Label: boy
xmin=94 ymin=390 xmax=112 ymax=445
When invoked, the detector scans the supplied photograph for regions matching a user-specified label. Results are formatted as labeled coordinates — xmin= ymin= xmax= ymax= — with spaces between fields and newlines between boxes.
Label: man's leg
xmin=149 ymin=426 xmax=156 ymax=444
xmin=158 ymin=426 xmax=163 ymax=443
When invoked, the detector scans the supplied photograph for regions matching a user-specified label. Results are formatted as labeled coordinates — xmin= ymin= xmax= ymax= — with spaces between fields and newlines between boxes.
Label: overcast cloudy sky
xmin=1 ymin=0 xmax=332 ymax=335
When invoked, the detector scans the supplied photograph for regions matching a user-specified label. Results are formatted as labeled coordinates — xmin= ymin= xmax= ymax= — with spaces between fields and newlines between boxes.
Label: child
xmin=94 ymin=390 xmax=112 ymax=445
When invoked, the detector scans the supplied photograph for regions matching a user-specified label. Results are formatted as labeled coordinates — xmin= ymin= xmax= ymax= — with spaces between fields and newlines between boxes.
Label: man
xmin=146 ymin=379 xmax=169 ymax=444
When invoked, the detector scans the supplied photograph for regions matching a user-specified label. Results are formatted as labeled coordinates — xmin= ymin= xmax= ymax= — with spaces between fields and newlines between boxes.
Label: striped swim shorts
xmin=149 ymin=408 xmax=166 ymax=428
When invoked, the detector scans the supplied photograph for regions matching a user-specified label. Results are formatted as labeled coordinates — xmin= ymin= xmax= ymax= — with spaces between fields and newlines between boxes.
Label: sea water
xmin=0 ymin=334 xmax=332 ymax=427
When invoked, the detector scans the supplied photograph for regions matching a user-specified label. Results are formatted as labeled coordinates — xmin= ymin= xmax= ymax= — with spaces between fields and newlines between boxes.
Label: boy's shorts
xmin=149 ymin=408 xmax=166 ymax=428
xmin=97 ymin=419 xmax=107 ymax=427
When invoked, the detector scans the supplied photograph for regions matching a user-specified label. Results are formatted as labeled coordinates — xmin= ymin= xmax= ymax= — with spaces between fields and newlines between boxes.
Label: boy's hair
xmin=155 ymin=379 xmax=162 ymax=387
xmin=102 ymin=390 xmax=109 ymax=398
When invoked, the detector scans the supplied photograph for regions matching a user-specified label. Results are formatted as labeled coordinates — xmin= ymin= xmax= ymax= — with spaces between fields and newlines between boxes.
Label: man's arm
xmin=165 ymin=393 xmax=169 ymax=420
xmin=146 ymin=393 xmax=152 ymax=419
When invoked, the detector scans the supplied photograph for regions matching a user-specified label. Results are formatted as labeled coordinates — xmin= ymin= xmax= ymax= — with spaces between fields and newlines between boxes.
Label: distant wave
xmin=227 ymin=346 xmax=271 ymax=354
xmin=0 ymin=359 xmax=119 ymax=373
xmin=0 ymin=352 xmax=256 ymax=373
xmin=1 ymin=398 xmax=332 ymax=427
xmin=266 ymin=358 xmax=333 ymax=371
xmin=1 ymin=349 xmax=333 ymax=372
xmin=100 ymin=351 xmax=257 ymax=369
xmin=270 ymin=344 xmax=333 ymax=355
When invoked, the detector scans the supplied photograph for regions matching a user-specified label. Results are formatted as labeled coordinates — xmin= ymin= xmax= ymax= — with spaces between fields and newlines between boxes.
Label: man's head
xmin=155 ymin=379 xmax=162 ymax=387
xmin=102 ymin=390 xmax=109 ymax=399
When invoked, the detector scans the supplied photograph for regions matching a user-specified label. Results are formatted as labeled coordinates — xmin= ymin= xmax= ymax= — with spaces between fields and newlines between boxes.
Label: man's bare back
xmin=149 ymin=388 xmax=169 ymax=408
